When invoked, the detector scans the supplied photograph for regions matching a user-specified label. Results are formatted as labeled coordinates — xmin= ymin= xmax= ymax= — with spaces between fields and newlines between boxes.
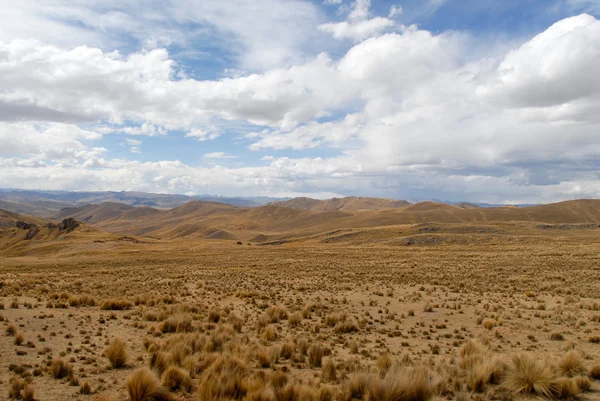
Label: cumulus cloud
xmin=319 ymin=0 xmax=395 ymax=41
xmin=1 ymin=4 xmax=600 ymax=203
xmin=0 ymin=0 xmax=325 ymax=71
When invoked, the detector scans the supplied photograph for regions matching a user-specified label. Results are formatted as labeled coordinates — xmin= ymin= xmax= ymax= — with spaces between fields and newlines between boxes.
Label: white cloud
xmin=1 ymin=5 xmax=600 ymax=203
xmin=204 ymin=152 xmax=238 ymax=159
xmin=319 ymin=0 xmax=395 ymax=41
xmin=388 ymin=5 xmax=403 ymax=18
xmin=0 ymin=0 xmax=325 ymax=71
xmin=478 ymin=14 xmax=600 ymax=114
xmin=125 ymin=138 xmax=142 ymax=146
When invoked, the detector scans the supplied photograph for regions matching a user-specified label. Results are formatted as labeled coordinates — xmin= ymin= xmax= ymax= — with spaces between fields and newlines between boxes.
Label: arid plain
xmin=2 ymin=197 xmax=600 ymax=401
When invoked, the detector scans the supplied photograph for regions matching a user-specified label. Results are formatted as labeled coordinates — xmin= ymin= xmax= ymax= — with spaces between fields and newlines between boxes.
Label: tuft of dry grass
xmin=100 ymin=299 xmax=133 ymax=310
xmin=322 ymin=358 xmax=337 ymax=383
xmin=127 ymin=368 xmax=177 ymax=401
xmin=80 ymin=381 xmax=92 ymax=395
xmin=559 ymin=351 xmax=587 ymax=377
xmin=551 ymin=377 xmax=580 ymax=399
xmin=150 ymin=351 xmax=171 ymax=376
xmin=6 ymin=323 xmax=16 ymax=336
xmin=308 ymin=344 xmax=323 ymax=368
xmin=162 ymin=366 xmax=193 ymax=392
xmin=367 ymin=366 xmax=434 ymax=401
xmin=105 ymin=337 xmax=127 ymax=368
xmin=263 ymin=325 xmax=278 ymax=341
xmin=196 ymin=355 xmax=248 ymax=401
xmin=14 ymin=332 xmax=24 ymax=345
xmin=589 ymin=364 xmax=600 ymax=380
xmin=50 ymin=358 xmax=73 ymax=379
xmin=503 ymin=353 xmax=554 ymax=398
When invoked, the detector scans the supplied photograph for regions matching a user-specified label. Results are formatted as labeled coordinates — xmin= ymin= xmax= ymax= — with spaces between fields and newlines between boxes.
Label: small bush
xmin=80 ymin=381 xmax=92 ymax=394
xmin=503 ymin=353 xmax=554 ymax=397
xmin=589 ymin=364 xmax=600 ymax=380
xmin=322 ymin=358 xmax=337 ymax=383
xmin=161 ymin=366 xmax=193 ymax=392
xmin=6 ymin=323 xmax=16 ymax=336
xmin=308 ymin=344 xmax=323 ymax=368
xmin=551 ymin=333 xmax=565 ymax=341
xmin=368 ymin=366 xmax=433 ymax=401
xmin=127 ymin=368 xmax=177 ymax=401
xmin=50 ymin=358 xmax=73 ymax=379
xmin=263 ymin=325 xmax=278 ymax=341
xmin=14 ymin=333 xmax=24 ymax=346
xmin=105 ymin=337 xmax=127 ymax=368
xmin=100 ymin=299 xmax=132 ymax=310
xmin=552 ymin=377 xmax=580 ymax=399
xmin=559 ymin=351 xmax=587 ymax=377
xmin=160 ymin=314 xmax=193 ymax=333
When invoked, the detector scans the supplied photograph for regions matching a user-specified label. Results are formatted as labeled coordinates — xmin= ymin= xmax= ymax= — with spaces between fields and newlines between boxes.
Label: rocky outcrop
xmin=15 ymin=221 xmax=34 ymax=230
xmin=58 ymin=218 xmax=79 ymax=233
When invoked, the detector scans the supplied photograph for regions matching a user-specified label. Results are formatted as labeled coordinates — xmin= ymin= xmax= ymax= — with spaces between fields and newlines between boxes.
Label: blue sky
xmin=1 ymin=0 xmax=600 ymax=203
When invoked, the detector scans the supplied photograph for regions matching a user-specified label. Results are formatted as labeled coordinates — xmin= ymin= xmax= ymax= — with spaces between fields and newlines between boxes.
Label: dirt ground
xmin=2 ymin=229 xmax=600 ymax=400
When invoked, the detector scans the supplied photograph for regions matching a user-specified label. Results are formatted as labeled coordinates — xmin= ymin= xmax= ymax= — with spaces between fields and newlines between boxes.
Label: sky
xmin=1 ymin=0 xmax=600 ymax=203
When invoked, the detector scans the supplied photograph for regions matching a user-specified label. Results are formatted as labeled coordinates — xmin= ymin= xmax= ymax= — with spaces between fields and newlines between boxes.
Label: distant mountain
xmin=0 ymin=189 xmax=288 ymax=217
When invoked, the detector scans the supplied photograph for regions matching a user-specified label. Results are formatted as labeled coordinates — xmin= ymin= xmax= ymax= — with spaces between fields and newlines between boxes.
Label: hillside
xmin=270 ymin=196 xmax=411 ymax=212
xmin=49 ymin=198 xmax=600 ymax=243
xmin=0 ymin=189 xmax=287 ymax=217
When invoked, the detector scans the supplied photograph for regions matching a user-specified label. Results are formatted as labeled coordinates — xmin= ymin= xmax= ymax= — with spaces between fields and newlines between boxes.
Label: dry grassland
xmin=2 ymin=226 xmax=600 ymax=401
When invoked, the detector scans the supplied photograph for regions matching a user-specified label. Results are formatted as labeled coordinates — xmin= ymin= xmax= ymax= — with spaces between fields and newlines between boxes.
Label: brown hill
xmin=270 ymin=196 xmax=411 ymax=212
xmin=53 ymin=202 xmax=136 ymax=223
xmin=45 ymin=198 xmax=600 ymax=243
xmin=0 ymin=209 xmax=46 ymax=229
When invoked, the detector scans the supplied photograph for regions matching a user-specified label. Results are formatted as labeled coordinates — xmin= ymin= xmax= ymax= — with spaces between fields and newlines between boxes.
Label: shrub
xmin=342 ymin=374 xmax=370 ymax=401
xmin=127 ymin=368 xmax=177 ymax=401
xmin=574 ymin=375 xmax=591 ymax=392
xmin=551 ymin=377 xmax=580 ymax=399
xmin=105 ymin=337 xmax=127 ymax=368
xmin=482 ymin=319 xmax=496 ymax=330
xmin=368 ymin=366 xmax=433 ymax=401
xmin=50 ymin=358 xmax=73 ymax=379
xmin=559 ymin=351 xmax=587 ymax=377
xmin=14 ymin=333 xmax=24 ymax=346
xmin=589 ymin=364 xmax=600 ymax=380
xmin=150 ymin=352 xmax=171 ymax=376
xmin=80 ymin=381 xmax=92 ymax=395
xmin=257 ymin=348 xmax=271 ymax=368
xmin=378 ymin=354 xmax=393 ymax=378
xmin=288 ymin=312 xmax=302 ymax=327
xmin=322 ymin=358 xmax=337 ymax=383
xmin=551 ymin=333 xmax=565 ymax=341
xmin=266 ymin=306 xmax=287 ymax=323
xmin=308 ymin=344 xmax=323 ymax=368
xmin=196 ymin=355 xmax=248 ymax=401
xmin=6 ymin=323 xmax=16 ymax=336
xmin=280 ymin=341 xmax=295 ymax=360
xmin=334 ymin=320 xmax=359 ymax=334
xmin=160 ymin=314 xmax=193 ymax=333
xmin=161 ymin=366 xmax=193 ymax=392
xmin=9 ymin=376 xmax=23 ymax=399
xmin=100 ymin=299 xmax=132 ymax=310
xmin=503 ymin=353 xmax=554 ymax=397
xmin=263 ymin=325 xmax=278 ymax=341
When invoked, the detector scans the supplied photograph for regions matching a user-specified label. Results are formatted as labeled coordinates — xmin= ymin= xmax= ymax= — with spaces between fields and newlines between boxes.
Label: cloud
xmin=125 ymin=138 xmax=142 ymax=146
xmin=319 ymin=0 xmax=395 ymax=41
xmin=477 ymin=14 xmax=600 ymax=114
xmin=388 ymin=5 xmax=403 ymax=18
xmin=2 ymin=4 xmax=600 ymax=203
xmin=204 ymin=152 xmax=238 ymax=159
xmin=0 ymin=0 xmax=326 ymax=71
